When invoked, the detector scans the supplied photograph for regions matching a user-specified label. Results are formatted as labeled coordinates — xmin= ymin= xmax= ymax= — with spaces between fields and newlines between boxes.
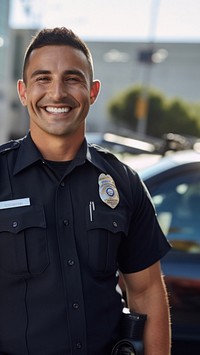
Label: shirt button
xmin=12 ymin=221 xmax=18 ymax=228
xmin=63 ymin=219 xmax=69 ymax=226
xmin=112 ymin=221 xmax=118 ymax=228
xmin=76 ymin=342 xmax=82 ymax=349
xmin=60 ymin=181 xmax=65 ymax=187
xmin=72 ymin=303 xmax=79 ymax=309
xmin=67 ymin=259 xmax=75 ymax=266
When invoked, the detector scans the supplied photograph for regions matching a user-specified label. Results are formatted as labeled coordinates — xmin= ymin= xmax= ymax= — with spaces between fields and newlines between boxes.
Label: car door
xmin=144 ymin=163 xmax=200 ymax=342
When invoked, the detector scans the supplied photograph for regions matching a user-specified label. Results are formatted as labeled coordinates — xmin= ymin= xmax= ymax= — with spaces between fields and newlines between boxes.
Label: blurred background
xmin=1 ymin=1 xmax=200 ymax=353
xmin=1 ymin=0 xmax=200 ymax=145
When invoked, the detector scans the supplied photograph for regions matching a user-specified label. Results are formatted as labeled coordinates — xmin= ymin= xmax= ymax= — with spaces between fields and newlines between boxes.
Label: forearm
xmin=122 ymin=262 xmax=171 ymax=355
xmin=126 ymin=277 xmax=171 ymax=355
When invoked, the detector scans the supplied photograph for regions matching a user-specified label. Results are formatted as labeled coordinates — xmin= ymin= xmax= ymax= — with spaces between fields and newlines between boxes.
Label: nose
xmin=50 ymin=79 xmax=66 ymax=100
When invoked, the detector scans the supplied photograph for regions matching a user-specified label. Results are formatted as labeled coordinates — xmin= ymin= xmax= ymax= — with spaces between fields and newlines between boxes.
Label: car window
xmin=149 ymin=171 xmax=200 ymax=253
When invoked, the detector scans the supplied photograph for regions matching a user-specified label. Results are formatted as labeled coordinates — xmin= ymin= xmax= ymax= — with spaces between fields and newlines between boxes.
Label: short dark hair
xmin=22 ymin=27 xmax=94 ymax=83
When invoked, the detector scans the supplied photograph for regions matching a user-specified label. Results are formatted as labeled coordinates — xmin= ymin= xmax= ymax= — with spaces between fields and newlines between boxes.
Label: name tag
xmin=0 ymin=198 xmax=30 ymax=209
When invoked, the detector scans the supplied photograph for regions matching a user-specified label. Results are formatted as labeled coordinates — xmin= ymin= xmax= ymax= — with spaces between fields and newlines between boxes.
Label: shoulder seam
xmin=88 ymin=143 xmax=119 ymax=159
xmin=0 ymin=140 xmax=21 ymax=154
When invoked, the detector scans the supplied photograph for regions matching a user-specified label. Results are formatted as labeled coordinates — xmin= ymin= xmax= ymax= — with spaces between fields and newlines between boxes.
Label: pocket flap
xmin=86 ymin=206 xmax=128 ymax=235
xmin=0 ymin=205 xmax=46 ymax=234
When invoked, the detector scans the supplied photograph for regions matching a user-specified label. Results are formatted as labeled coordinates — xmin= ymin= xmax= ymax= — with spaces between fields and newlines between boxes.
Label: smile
xmin=45 ymin=106 xmax=70 ymax=113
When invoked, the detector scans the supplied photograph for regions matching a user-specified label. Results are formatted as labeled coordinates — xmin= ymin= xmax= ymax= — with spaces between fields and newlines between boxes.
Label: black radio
xmin=111 ymin=309 xmax=147 ymax=355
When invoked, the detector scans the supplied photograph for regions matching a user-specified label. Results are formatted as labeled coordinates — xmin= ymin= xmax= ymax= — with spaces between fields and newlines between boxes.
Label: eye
xmin=65 ymin=76 xmax=80 ymax=83
xmin=36 ymin=76 xmax=50 ymax=82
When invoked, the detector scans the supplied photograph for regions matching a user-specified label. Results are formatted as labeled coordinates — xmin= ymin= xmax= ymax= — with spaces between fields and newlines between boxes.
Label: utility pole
xmin=135 ymin=0 xmax=162 ymax=136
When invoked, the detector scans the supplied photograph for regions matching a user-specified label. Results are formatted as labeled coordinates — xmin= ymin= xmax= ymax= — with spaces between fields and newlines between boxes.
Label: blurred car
xmin=138 ymin=150 xmax=200 ymax=350
xmin=86 ymin=132 xmax=157 ymax=154
xmin=86 ymin=131 xmax=199 ymax=156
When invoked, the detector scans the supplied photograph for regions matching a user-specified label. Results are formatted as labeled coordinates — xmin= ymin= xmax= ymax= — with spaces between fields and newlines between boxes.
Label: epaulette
xmin=88 ymin=143 xmax=120 ymax=163
xmin=89 ymin=143 xmax=113 ymax=155
xmin=0 ymin=139 xmax=21 ymax=154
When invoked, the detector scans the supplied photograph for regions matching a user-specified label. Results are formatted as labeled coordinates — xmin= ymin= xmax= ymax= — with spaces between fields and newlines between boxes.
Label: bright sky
xmin=10 ymin=0 xmax=200 ymax=42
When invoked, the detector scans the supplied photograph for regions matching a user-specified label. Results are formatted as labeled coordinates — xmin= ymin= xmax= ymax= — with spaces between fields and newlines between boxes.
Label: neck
xmin=30 ymin=131 xmax=84 ymax=161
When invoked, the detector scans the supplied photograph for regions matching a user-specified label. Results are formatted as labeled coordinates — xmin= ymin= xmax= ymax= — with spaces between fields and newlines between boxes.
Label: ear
xmin=90 ymin=80 xmax=101 ymax=105
xmin=17 ymin=79 xmax=27 ymax=106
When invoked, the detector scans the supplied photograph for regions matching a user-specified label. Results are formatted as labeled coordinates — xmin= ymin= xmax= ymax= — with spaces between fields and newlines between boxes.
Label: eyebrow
xmin=31 ymin=70 xmax=51 ymax=78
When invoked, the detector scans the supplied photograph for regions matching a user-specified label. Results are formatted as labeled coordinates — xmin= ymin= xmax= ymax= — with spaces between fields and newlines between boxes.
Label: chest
xmin=0 ymin=163 xmax=130 ymax=277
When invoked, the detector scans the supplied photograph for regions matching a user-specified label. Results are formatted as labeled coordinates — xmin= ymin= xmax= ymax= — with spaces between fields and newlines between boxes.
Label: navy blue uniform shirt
xmin=0 ymin=133 xmax=171 ymax=355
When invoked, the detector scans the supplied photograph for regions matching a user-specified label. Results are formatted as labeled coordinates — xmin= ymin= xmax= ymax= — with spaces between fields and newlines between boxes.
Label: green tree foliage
xmin=107 ymin=86 xmax=200 ymax=138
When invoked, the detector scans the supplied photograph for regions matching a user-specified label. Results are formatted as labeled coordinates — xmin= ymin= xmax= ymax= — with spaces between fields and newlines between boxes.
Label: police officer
xmin=0 ymin=27 xmax=171 ymax=355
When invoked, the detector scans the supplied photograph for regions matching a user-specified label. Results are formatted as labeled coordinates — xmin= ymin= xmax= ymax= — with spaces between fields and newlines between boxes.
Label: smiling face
xmin=17 ymin=45 xmax=100 ymax=147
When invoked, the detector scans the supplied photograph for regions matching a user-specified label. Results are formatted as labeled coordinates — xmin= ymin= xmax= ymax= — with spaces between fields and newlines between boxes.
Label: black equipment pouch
xmin=111 ymin=309 xmax=147 ymax=355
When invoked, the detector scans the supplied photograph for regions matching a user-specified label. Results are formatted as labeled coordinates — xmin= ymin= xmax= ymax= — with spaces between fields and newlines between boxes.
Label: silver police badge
xmin=98 ymin=173 xmax=119 ymax=209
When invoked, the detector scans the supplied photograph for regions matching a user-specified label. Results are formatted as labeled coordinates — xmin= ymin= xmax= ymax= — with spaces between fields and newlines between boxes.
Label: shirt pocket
xmin=0 ymin=204 xmax=49 ymax=277
xmin=86 ymin=205 xmax=128 ymax=273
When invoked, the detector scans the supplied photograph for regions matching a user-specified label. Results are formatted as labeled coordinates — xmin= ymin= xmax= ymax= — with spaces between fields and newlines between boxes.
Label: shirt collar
xmin=13 ymin=133 xmax=43 ymax=175
xmin=13 ymin=132 xmax=109 ymax=175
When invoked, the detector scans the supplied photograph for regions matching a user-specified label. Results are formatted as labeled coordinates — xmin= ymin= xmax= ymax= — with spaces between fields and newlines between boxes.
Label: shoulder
xmin=88 ymin=142 xmax=114 ymax=155
xmin=88 ymin=142 xmax=139 ymax=182
xmin=88 ymin=143 xmax=126 ymax=168
xmin=0 ymin=139 xmax=22 ymax=155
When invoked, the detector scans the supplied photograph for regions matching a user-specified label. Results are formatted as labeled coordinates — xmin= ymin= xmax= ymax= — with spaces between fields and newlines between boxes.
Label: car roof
xmin=139 ymin=150 xmax=200 ymax=180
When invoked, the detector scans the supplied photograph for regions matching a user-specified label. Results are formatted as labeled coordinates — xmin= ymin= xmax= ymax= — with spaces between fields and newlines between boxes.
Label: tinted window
xmin=149 ymin=170 xmax=200 ymax=253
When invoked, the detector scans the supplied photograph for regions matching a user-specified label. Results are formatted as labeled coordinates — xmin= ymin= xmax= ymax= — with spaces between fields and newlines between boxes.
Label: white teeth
xmin=46 ymin=107 xmax=70 ymax=113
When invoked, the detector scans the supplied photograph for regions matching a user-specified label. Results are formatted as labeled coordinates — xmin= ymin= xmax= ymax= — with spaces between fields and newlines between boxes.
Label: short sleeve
xmin=118 ymin=169 xmax=171 ymax=273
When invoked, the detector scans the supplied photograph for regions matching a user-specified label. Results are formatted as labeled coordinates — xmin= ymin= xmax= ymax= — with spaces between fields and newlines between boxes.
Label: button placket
xmin=56 ymin=179 xmax=87 ymax=353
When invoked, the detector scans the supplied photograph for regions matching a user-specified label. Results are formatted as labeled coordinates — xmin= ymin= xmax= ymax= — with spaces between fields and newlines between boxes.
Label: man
xmin=0 ymin=27 xmax=171 ymax=354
